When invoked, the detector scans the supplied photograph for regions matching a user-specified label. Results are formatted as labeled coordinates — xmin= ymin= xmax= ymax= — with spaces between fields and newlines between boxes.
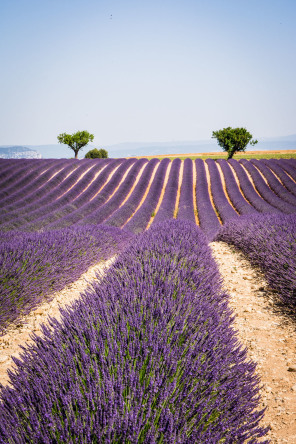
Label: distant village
xmin=0 ymin=146 xmax=41 ymax=159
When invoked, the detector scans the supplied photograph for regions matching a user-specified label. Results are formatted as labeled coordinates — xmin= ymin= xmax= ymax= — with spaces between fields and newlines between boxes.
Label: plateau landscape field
xmin=0 ymin=156 xmax=296 ymax=442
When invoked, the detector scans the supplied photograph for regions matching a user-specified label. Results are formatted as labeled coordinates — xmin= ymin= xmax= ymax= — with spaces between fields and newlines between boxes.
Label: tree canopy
xmin=212 ymin=127 xmax=258 ymax=159
xmin=57 ymin=131 xmax=94 ymax=159
xmin=85 ymin=148 xmax=108 ymax=159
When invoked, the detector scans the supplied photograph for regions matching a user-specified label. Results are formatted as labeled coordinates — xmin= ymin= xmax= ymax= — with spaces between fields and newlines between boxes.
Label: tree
xmin=57 ymin=130 xmax=94 ymax=159
xmin=85 ymin=148 xmax=108 ymax=159
xmin=212 ymin=127 xmax=258 ymax=160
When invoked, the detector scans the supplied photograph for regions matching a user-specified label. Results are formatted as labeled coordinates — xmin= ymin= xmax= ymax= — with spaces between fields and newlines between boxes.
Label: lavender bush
xmin=216 ymin=159 xmax=257 ymax=215
xmin=177 ymin=158 xmax=195 ymax=222
xmin=0 ymin=161 xmax=83 ymax=227
xmin=250 ymin=160 xmax=296 ymax=207
xmin=262 ymin=159 xmax=296 ymax=197
xmin=0 ymin=160 xmax=55 ymax=199
xmin=14 ymin=161 xmax=102 ymax=231
xmin=0 ymin=220 xmax=267 ymax=442
xmin=21 ymin=159 xmax=130 ymax=232
xmin=105 ymin=158 xmax=160 ymax=228
xmin=274 ymin=160 xmax=296 ymax=187
xmin=124 ymin=158 xmax=170 ymax=234
xmin=206 ymin=159 xmax=238 ymax=223
xmin=0 ymin=160 xmax=74 ymax=222
xmin=195 ymin=159 xmax=220 ymax=241
xmin=216 ymin=213 xmax=296 ymax=308
xmin=240 ymin=160 xmax=296 ymax=214
xmin=0 ymin=159 xmax=58 ymax=204
xmin=0 ymin=225 xmax=132 ymax=333
xmin=1 ymin=160 xmax=105 ymax=219
xmin=280 ymin=159 xmax=296 ymax=173
xmin=228 ymin=160 xmax=281 ymax=214
xmin=46 ymin=159 xmax=123 ymax=230
xmin=152 ymin=158 xmax=181 ymax=224
xmin=78 ymin=159 xmax=147 ymax=226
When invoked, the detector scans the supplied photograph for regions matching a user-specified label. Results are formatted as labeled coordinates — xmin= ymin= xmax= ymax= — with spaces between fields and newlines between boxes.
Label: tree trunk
xmin=74 ymin=150 xmax=78 ymax=159
xmin=227 ymin=149 xmax=235 ymax=160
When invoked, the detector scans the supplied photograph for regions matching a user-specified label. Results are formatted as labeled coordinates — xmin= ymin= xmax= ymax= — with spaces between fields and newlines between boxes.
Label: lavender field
xmin=0 ymin=157 xmax=296 ymax=442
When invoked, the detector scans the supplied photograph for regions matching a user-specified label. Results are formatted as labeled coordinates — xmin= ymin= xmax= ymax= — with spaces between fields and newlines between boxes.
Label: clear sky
xmin=1 ymin=0 xmax=296 ymax=146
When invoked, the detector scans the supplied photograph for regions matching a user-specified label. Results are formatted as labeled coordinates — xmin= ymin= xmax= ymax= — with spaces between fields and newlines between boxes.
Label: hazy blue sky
xmin=1 ymin=0 xmax=295 ymax=146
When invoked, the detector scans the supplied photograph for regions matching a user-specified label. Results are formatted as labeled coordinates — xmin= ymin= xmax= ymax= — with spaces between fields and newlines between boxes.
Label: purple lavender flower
xmin=0 ymin=220 xmax=268 ymax=442
xmin=216 ymin=213 xmax=296 ymax=308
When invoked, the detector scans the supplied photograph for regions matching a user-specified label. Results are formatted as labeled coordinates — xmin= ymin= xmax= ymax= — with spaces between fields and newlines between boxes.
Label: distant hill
xmin=106 ymin=136 xmax=296 ymax=157
xmin=27 ymin=144 xmax=71 ymax=159
xmin=0 ymin=146 xmax=41 ymax=159
xmin=1 ymin=135 xmax=295 ymax=159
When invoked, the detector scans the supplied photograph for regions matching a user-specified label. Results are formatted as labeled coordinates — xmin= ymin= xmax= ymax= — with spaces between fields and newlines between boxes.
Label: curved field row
xmin=0 ymin=158 xmax=296 ymax=238
xmin=0 ymin=158 xmax=295 ymax=441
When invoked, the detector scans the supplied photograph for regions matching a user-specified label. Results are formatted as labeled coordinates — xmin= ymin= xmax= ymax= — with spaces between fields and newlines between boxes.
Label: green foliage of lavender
xmin=216 ymin=213 xmax=296 ymax=308
xmin=0 ymin=220 xmax=268 ymax=442
xmin=0 ymin=225 xmax=132 ymax=333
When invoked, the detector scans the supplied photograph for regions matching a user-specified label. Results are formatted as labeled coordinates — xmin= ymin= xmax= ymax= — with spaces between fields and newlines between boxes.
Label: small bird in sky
xmin=110 ymin=14 xmax=112 ymax=20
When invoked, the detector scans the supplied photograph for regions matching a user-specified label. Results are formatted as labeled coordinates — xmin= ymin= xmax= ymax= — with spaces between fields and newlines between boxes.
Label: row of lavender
xmin=1 ymin=158 xmax=296 ymax=238
xmin=216 ymin=213 xmax=296 ymax=310
xmin=1 ymin=159 xmax=295 ymax=439
xmin=0 ymin=157 xmax=295 ymax=333
xmin=0 ymin=225 xmax=131 ymax=333
xmin=0 ymin=220 xmax=268 ymax=442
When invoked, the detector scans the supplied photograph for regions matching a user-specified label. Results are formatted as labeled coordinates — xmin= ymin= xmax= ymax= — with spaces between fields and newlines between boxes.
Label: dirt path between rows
xmin=0 ymin=258 xmax=115 ymax=386
xmin=210 ymin=241 xmax=296 ymax=443
xmin=1 ymin=243 xmax=296 ymax=442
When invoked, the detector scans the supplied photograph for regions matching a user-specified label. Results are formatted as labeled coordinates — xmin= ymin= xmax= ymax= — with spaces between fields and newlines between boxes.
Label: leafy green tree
xmin=85 ymin=148 xmax=108 ymax=159
xmin=212 ymin=127 xmax=258 ymax=160
xmin=57 ymin=130 xmax=94 ymax=159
